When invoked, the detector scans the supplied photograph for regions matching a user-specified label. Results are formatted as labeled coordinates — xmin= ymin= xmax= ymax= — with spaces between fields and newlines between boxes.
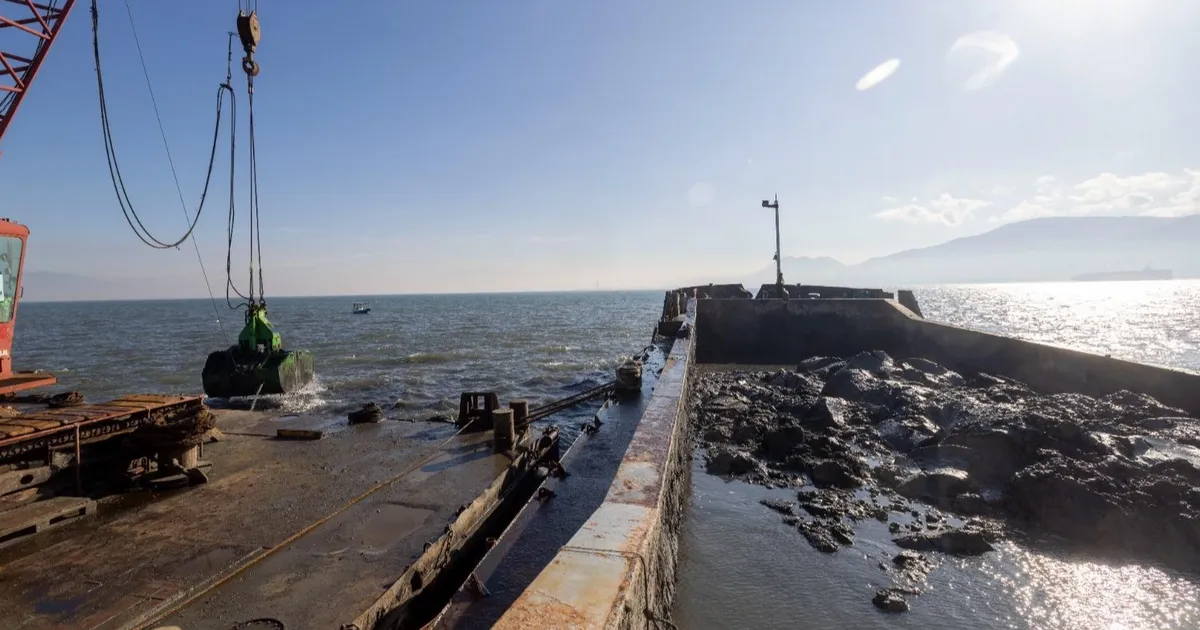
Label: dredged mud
xmin=690 ymin=351 xmax=1200 ymax=612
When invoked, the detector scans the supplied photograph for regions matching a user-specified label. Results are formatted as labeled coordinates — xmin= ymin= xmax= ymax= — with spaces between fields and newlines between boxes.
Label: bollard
xmin=176 ymin=445 xmax=200 ymax=469
xmin=509 ymin=400 xmax=530 ymax=432
xmin=615 ymin=358 xmax=643 ymax=397
xmin=493 ymin=408 xmax=515 ymax=453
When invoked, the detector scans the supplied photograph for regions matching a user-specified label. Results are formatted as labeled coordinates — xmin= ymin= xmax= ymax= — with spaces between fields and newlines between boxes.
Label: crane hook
xmin=236 ymin=10 xmax=261 ymax=77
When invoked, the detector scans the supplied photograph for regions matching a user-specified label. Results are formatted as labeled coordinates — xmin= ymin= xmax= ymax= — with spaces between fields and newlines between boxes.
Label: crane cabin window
xmin=0 ymin=236 xmax=23 ymax=323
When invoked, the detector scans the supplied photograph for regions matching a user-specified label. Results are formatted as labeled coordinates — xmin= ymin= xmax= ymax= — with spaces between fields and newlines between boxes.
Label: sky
xmin=1 ymin=0 xmax=1198 ymax=298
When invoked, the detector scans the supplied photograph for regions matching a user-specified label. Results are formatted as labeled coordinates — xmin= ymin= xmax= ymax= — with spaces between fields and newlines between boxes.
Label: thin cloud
xmin=855 ymin=58 xmax=900 ymax=91
xmin=946 ymin=31 xmax=1020 ymax=90
xmin=991 ymin=168 xmax=1200 ymax=222
xmin=875 ymin=194 xmax=991 ymax=226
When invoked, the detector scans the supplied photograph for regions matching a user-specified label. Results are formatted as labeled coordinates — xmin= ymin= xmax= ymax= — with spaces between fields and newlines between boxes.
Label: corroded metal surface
xmin=0 ymin=410 xmax=517 ymax=630
xmin=0 ymin=394 xmax=203 ymax=464
xmin=355 ymin=427 xmax=560 ymax=630
xmin=0 ymin=372 xmax=57 ymax=395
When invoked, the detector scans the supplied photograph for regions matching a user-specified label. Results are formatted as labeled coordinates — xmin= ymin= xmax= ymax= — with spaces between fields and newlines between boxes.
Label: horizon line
xmin=18 ymin=286 xmax=675 ymax=305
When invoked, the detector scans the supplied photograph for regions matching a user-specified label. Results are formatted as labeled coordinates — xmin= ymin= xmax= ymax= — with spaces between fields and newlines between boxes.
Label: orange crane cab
xmin=0 ymin=218 xmax=55 ymax=394
xmin=0 ymin=1 xmax=75 ymax=395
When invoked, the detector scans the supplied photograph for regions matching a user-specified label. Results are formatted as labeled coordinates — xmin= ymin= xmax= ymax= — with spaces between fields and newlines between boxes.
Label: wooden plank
xmin=25 ymin=409 xmax=100 ymax=424
xmin=0 ymin=424 xmax=33 ymax=438
xmin=0 ymin=466 xmax=52 ymax=495
xmin=18 ymin=409 xmax=104 ymax=422
xmin=276 ymin=428 xmax=324 ymax=440
xmin=0 ymin=496 xmax=96 ymax=544
xmin=95 ymin=401 xmax=157 ymax=411
xmin=0 ymin=418 xmax=61 ymax=432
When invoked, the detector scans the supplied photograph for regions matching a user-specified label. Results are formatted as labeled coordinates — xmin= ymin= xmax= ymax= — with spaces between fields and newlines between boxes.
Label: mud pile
xmin=690 ymin=351 xmax=1200 ymax=610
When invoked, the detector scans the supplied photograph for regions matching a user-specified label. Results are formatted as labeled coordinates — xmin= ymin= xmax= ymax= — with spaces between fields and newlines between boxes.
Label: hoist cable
xmin=247 ymin=84 xmax=265 ymax=303
xmin=122 ymin=0 xmax=228 ymax=341
xmin=90 ymin=0 xmax=221 ymax=251
xmin=220 ymin=32 xmax=251 ymax=311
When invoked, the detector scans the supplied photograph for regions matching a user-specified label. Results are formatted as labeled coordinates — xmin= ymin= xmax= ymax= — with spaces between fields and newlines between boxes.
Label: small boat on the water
xmin=352 ymin=301 xmax=371 ymax=314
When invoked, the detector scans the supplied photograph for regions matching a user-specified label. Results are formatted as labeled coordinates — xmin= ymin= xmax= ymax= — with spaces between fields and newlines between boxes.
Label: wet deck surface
xmin=433 ymin=345 xmax=667 ymax=629
xmin=0 ymin=409 xmax=511 ymax=630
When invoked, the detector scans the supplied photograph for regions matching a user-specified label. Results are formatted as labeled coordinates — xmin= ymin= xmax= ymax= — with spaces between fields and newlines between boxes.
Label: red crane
xmin=0 ymin=0 xmax=76 ymax=393
xmin=0 ymin=1 xmax=300 ymax=400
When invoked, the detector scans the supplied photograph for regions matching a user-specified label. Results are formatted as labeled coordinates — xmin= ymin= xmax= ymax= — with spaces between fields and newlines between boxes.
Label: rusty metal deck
xmin=0 ymin=371 xmax=56 ymax=396
xmin=0 ymin=410 xmax=525 ymax=630
xmin=0 ymin=496 xmax=95 ymax=547
xmin=0 ymin=394 xmax=203 ymax=463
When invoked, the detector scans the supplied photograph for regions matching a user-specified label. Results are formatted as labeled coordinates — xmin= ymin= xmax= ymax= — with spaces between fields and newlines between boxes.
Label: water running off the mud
xmin=690 ymin=350 xmax=1200 ymax=612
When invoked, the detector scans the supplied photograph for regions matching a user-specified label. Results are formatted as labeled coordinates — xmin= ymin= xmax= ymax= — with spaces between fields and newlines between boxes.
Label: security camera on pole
xmin=761 ymin=195 xmax=787 ymax=300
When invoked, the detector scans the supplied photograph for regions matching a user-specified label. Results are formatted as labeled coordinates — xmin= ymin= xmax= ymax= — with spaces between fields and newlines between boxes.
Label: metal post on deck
xmin=509 ymin=400 xmax=529 ymax=433
xmin=493 ymin=408 xmax=515 ymax=454
xmin=762 ymin=195 xmax=784 ymax=299
xmin=73 ymin=424 xmax=81 ymax=495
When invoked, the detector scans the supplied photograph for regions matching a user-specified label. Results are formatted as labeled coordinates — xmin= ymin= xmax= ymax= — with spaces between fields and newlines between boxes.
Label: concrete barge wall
xmin=493 ymin=301 xmax=696 ymax=629
xmin=695 ymin=297 xmax=1200 ymax=416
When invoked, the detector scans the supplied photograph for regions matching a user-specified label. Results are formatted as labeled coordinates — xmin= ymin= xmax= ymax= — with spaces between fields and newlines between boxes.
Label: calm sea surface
xmin=13 ymin=280 xmax=1200 ymax=629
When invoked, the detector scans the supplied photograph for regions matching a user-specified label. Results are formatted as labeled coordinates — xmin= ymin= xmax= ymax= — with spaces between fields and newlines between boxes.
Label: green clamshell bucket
xmin=201 ymin=303 xmax=315 ymax=398
xmin=202 ymin=347 xmax=314 ymax=398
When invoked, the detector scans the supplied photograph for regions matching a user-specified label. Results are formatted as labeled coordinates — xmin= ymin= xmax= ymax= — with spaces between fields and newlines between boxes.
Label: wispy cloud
xmin=1003 ymin=169 xmax=1200 ymax=220
xmin=1000 ymin=169 xmax=1200 ymax=221
xmin=887 ymin=169 xmax=1200 ymax=227
xmin=875 ymin=193 xmax=991 ymax=226
xmin=855 ymin=58 xmax=901 ymax=92
xmin=946 ymin=31 xmax=1020 ymax=90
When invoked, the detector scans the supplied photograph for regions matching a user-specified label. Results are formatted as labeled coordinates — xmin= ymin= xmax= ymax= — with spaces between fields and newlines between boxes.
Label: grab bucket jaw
xmin=200 ymin=303 xmax=315 ymax=398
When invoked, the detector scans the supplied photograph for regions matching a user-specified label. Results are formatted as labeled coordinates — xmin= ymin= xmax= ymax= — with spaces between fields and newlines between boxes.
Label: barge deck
xmin=0 ymin=408 xmax=546 ymax=629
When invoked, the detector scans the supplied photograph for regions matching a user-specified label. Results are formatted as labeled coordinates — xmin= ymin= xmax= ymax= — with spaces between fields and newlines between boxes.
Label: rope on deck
xmin=525 ymin=381 xmax=616 ymax=424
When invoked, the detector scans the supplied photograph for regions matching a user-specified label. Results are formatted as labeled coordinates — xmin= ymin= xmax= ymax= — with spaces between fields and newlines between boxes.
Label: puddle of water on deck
xmin=673 ymin=459 xmax=1200 ymax=630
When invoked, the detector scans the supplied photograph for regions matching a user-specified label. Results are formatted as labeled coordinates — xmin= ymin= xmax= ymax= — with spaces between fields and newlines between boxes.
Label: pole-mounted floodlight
xmin=762 ymin=195 xmax=784 ymax=299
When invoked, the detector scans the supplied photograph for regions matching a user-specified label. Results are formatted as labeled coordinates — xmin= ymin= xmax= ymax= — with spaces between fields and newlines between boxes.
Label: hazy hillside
xmin=738 ymin=215 xmax=1200 ymax=287
xmin=22 ymin=215 xmax=1200 ymax=299
xmin=21 ymin=272 xmax=203 ymax=302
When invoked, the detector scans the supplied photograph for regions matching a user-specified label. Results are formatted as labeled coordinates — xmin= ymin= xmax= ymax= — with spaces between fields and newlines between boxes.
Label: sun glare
xmin=1011 ymin=0 xmax=1151 ymax=33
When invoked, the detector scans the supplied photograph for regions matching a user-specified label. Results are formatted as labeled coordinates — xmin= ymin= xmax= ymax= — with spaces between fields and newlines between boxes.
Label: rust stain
xmin=494 ymin=597 xmax=592 ymax=630
xmin=618 ymin=513 xmax=655 ymax=556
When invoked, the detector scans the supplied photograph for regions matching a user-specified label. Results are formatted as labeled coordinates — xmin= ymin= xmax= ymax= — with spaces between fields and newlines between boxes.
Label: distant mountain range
xmin=21 ymin=215 xmax=1200 ymax=300
xmin=20 ymin=271 xmax=204 ymax=302
xmin=732 ymin=215 xmax=1200 ymax=287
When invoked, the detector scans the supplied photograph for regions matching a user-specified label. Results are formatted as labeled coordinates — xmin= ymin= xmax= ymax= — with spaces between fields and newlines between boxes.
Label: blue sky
xmin=1 ymin=0 xmax=1197 ymax=297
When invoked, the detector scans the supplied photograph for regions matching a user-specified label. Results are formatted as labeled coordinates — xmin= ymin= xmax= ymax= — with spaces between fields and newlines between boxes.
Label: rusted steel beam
xmin=0 ymin=395 xmax=205 ymax=464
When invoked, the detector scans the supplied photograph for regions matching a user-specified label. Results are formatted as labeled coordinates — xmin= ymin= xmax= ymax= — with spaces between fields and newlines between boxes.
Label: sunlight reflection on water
xmin=985 ymin=544 xmax=1200 ymax=630
xmin=914 ymin=280 xmax=1200 ymax=371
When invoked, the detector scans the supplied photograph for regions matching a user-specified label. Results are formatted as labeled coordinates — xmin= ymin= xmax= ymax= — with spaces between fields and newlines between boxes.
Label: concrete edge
xmin=492 ymin=300 xmax=697 ymax=630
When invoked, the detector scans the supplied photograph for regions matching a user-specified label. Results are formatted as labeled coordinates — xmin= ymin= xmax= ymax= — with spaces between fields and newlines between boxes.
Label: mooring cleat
xmin=201 ymin=303 xmax=315 ymax=398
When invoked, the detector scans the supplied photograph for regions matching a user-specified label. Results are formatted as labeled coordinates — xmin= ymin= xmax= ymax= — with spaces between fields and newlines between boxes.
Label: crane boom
xmin=0 ymin=0 xmax=76 ymax=151
xmin=0 ymin=0 xmax=75 ymax=393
